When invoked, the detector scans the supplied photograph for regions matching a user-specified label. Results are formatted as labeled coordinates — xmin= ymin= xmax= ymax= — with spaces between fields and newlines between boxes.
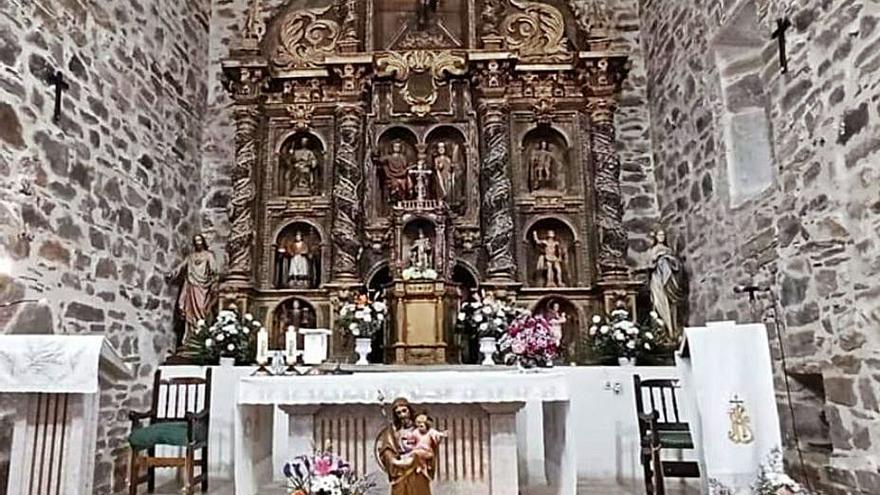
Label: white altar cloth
xmin=234 ymin=370 xmax=575 ymax=495
xmin=0 ymin=335 xmax=105 ymax=393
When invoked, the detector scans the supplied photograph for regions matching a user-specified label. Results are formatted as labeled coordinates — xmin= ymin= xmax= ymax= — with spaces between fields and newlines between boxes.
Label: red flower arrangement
xmin=498 ymin=314 xmax=561 ymax=368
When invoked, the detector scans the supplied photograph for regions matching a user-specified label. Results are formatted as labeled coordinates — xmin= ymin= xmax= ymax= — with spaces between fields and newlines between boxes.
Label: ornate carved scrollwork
xmin=222 ymin=67 xmax=267 ymax=101
xmin=331 ymin=103 xmax=366 ymax=279
xmin=375 ymin=50 xmax=467 ymax=116
xmin=227 ymin=106 xmax=261 ymax=284
xmin=271 ymin=5 xmax=341 ymax=69
xmin=502 ymin=0 xmax=570 ymax=60
xmin=567 ymin=0 xmax=612 ymax=38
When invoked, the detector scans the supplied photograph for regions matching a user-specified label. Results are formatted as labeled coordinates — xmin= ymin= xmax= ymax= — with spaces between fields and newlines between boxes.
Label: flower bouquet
xmin=402 ymin=266 xmax=438 ymax=280
xmin=588 ymin=307 xmax=656 ymax=363
xmin=185 ymin=306 xmax=258 ymax=364
xmin=284 ymin=450 xmax=375 ymax=495
xmin=498 ymin=314 xmax=561 ymax=368
xmin=708 ymin=448 xmax=811 ymax=495
xmin=456 ymin=292 xmax=528 ymax=339
xmin=334 ymin=291 xmax=387 ymax=339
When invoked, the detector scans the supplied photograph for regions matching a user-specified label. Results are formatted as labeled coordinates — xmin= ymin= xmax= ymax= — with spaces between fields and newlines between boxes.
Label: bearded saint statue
xmin=376 ymin=398 xmax=439 ymax=495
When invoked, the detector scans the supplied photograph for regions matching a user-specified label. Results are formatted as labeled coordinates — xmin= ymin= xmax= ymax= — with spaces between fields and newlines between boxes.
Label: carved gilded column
xmin=331 ymin=102 xmax=366 ymax=281
xmin=474 ymin=61 xmax=516 ymax=282
xmin=226 ymin=106 xmax=259 ymax=285
xmin=584 ymin=56 xmax=629 ymax=278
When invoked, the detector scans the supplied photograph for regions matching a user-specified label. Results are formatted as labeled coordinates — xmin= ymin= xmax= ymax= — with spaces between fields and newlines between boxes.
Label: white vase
xmin=618 ymin=356 xmax=636 ymax=367
xmin=354 ymin=337 xmax=372 ymax=366
xmin=479 ymin=337 xmax=497 ymax=366
xmin=219 ymin=356 xmax=235 ymax=367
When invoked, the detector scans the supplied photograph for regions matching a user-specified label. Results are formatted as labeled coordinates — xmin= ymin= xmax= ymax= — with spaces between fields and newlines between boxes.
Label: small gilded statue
xmin=727 ymin=396 xmax=754 ymax=445
xmin=532 ymin=229 xmax=566 ymax=287
xmin=285 ymin=137 xmax=319 ymax=196
xmin=409 ymin=229 xmax=433 ymax=270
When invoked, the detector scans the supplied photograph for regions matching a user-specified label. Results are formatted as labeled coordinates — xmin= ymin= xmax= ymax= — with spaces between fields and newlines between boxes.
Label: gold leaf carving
xmin=375 ymin=51 xmax=467 ymax=116
xmin=503 ymin=0 xmax=569 ymax=59
xmin=272 ymin=5 xmax=340 ymax=69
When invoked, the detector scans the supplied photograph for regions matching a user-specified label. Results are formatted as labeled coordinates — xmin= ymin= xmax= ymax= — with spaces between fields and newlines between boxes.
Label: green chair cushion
xmin=129 ymin=421 xmax=205 ymax=450
xmin=658 ymin=430 xmax=694 ymax=449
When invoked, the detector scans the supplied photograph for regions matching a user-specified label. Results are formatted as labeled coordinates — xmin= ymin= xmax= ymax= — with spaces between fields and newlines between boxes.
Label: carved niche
xmin=522 ymin=127 xmax=570 ymax=194
xmin=525 ymin=217 xmax=578 ymax=288
xmin=274 ymin=221 xmax=322 ymax=289
xmin=374 ymin=127 xmax=419 ymax=209
xmin=278 ymin=132 xmax=324 ymax=197
xmin=426 ymin=126 xmax=468 ymax=213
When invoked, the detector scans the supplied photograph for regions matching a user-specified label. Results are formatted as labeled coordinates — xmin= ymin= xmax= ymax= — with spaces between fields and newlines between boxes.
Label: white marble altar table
xmin=234 ymin=370 xmax=575 ymax=495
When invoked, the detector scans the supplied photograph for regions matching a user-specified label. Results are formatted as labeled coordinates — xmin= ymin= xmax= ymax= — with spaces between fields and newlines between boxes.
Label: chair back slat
xmin=151 ymin=369 xmax=212 ymax=422
xmin=633 ymin=376 xmax=686 ymax=431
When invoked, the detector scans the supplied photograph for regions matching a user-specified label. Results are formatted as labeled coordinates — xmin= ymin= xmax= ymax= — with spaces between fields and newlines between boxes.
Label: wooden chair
xmin=128 ymin=368 xmax=212 ymax=495
xmin=633 ymin=375 xmax=700 ymax=495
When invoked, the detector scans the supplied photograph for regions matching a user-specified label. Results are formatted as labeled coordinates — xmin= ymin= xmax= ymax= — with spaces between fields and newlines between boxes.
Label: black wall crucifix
xmin=46 ymin=71 xmax=69 ymax=123
xmin=771 ymin=18 xmax=792 ymax=74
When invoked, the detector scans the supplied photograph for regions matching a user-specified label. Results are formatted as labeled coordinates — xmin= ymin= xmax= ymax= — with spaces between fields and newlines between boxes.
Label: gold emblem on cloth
xmin=727 ymin=396 xmax=754 ymax=445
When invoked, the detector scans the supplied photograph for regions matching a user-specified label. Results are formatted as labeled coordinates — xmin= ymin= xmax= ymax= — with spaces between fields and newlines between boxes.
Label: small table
xmin=234 ymin=370 xmax=575 ymax=495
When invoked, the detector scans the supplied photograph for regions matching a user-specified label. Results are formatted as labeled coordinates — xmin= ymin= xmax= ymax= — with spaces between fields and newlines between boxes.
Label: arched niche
xmin=278 ymin=132 xmax=325 ymax=197
xmin=425 ymin=125 xmax=468 ymax=212
xmin=532 ymin=296 xmax=583 ymax=364
xmin=524 ymin=217 xmax=578 ymax=288
xmin=522 ymin=126 xmax=571 ymax=194
xmin=367 ymin=262 xmax=393 ymax=292
xmin=451 ymin=260 xmax=480 ymax=302
xmin=402 ymin=217 xmax=437 ymax=272
xmin=271 ymin=297 xmax=317 ymax=349
xmin=273 ymin=221 xmax=322 ymax=289
xmin=375 ymin=127 xmax=418 ymax=209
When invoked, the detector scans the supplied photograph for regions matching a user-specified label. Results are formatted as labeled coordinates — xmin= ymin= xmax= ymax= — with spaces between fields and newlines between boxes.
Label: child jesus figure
xmin=394 ymin=413 xmax=447 ymax=476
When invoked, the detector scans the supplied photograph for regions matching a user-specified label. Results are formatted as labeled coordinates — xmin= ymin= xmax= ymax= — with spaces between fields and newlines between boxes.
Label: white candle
xmin=256 ymin=328 xmax=269 ymax=365
xmin=285 ymin=325 xmax=298 ymax=363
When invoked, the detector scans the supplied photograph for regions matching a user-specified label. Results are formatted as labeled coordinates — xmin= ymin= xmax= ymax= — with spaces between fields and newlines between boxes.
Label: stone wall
xmin=639 ymin=0 xmax=880 ymax=491
xmin=0 ymin=0 xmax=212 ymax=492
xmin=199 ymin=0 xmax=661 ymax=270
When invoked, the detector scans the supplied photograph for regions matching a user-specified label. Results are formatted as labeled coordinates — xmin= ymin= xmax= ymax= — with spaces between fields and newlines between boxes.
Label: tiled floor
xmin=147 ymin=478 xmax=701 ymax=495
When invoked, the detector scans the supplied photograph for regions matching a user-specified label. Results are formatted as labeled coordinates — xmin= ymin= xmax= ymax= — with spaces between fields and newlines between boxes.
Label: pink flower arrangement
xmin=498 ymin=314 xmax=561 ymax=367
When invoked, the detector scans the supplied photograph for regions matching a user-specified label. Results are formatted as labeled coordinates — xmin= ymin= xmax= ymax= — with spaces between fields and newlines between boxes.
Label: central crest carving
xmin=272 ymin=5 xmax=341 ymax=69
xmin=375 ymin=50 xmax=467 ymax=116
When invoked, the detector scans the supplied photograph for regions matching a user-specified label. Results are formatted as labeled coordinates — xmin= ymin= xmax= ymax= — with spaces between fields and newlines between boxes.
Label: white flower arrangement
xmin=401 ymin=266 xmax=439 ymax=281
xmin=588 ymin=307 xmax=657 ymax=359
xmin=709 ymin=448 xmax=811 ymax=495
xmin=456 ymin=291 xmax=529 ymax=339
xmin=188 ymin=306 xmax=259 ymax=363
xmin=335 ymin=291 xmax=387 ymax=338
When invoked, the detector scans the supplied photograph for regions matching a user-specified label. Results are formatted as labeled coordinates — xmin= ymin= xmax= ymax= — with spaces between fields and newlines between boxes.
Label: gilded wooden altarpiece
xmin=221 ymin=0 xmax=640 ymax=362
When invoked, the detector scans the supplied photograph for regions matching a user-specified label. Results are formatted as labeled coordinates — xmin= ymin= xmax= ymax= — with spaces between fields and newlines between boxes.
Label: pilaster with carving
xmin=227 ymin=106 xmax=260 ymax=286
xmin=583 ymin=56 xmax=629 ymax=278
xmin=474 ymin=61 xmax=515 ymax=282
xmin=331 ymin=103 xmax=366 ymax=281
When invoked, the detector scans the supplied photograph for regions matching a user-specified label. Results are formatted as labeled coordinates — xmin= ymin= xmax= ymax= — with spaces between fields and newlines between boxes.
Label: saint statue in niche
xmin=529 ymin=141 xmax=562 ymax=191
xmin=287 ymin=231 xmax=312 ymax=288
xmin=648 ymin=229 xmax=685 ymax=343
xmin=409 ymin=229 xmax=434 ymax=270
xmin=532 ymin=229 xmax=566 ymax=287
xmin=378 ymin=141 xmax=413 ymax=201
xmin=376 ymin=398 xmax=444 ymax=495
xmin=433 ymin=141 xmax=460 ymax=205
xmin=166 ymin=234 xmax=218 ymax=345
xmin=284 ymin=137 xmax=320 ymax=196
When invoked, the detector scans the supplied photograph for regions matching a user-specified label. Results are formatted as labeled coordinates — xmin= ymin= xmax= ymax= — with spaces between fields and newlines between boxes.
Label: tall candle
xmin=285 ymin=325 xmax=298 ymax=363
xmin=256 ymin=328 xmax=269 ymax=365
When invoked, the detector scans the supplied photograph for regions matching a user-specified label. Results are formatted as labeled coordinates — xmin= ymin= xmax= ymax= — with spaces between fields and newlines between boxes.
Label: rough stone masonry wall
xmin=199 ymin=0 xmax=661 ymax=270
xmin=639 ymin=0 xmax=880 ymax=492
xmin=0 ymin=0 xmax=211 ymax=493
